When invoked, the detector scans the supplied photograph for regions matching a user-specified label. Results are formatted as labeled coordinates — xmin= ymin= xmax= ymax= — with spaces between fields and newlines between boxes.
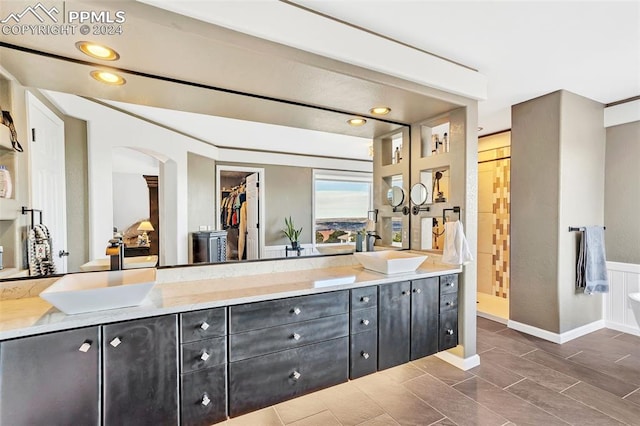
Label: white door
xmin=246 ymin=173 xmax=259 ymax=260
xmin=27 ymin=93 xmax=68 ymax=273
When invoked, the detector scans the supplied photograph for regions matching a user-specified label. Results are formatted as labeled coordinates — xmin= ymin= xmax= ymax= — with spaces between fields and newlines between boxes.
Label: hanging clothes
xmin=220 ymin=184 xmax=248 ymax=260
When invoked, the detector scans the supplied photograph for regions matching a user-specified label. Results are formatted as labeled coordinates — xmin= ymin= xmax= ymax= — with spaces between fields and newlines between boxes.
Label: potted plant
xmin=283 ymin=216 xmax=302 ymax=249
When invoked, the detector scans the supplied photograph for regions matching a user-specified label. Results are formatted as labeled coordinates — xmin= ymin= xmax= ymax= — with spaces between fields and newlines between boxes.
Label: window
xmin=313 ymin=170 xmax=372 ymax=245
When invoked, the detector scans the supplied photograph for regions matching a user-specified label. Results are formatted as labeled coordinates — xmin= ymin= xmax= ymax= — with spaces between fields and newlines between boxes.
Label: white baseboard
xmin=507 ymin=319 xmax=605 ymax=344
xmin=477 ymin=311 xmax=508 ymax=325
xmin=435 ymin=351 xmax=480 ymax=371
xmin=605 ymin=321 xmax=640 ymax=337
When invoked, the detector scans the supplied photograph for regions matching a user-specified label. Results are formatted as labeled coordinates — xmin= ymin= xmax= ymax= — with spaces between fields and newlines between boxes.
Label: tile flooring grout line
xmin=502 ymin=377 xmax=527 ymax=391
xmin=271 ymin=406 xmax=286 ymax=426
xmin=559 ymin=380 xmax=582 ymax=394
xmin=519 ymin=348 xmax=538 ymax=357
xmin=621 ymin=387 xmax=640 ymax=400
xmin=499 ymin=377 xmax=573 ymax=425
xmin=451 ymin=375 xmax=478 ymax=387
xmin=426 ymin=415 xmax=449 ymax=426
xmin=560 ymin=386 xmax=634 ymax=425
xmin=565 ymin=350 xmax=583 ymax=360
xmin=615 ymin=353 xmax=631 ymax=363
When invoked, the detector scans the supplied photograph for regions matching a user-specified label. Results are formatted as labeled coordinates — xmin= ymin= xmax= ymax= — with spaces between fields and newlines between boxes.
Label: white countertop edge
xmin=0 ymin=265 xmax=461 ymax=341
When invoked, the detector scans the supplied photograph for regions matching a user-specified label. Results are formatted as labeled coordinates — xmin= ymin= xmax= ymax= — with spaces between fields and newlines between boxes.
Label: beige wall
xmin=605 ymin=121 xmax=640 ymax=264
xmin=511 ymin=90 xmax=605 ymax=334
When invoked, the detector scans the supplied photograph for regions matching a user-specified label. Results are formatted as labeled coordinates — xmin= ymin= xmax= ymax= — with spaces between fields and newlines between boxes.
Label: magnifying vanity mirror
xmin=386 ymin=186 xmax=405 ymax=208
xmin=410 ymin=183 xmax=428 ymax=206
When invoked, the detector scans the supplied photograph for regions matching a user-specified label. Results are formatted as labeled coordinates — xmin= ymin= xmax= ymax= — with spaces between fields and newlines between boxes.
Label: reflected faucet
xmin=106 ymin=238 xmax=124 ymax=271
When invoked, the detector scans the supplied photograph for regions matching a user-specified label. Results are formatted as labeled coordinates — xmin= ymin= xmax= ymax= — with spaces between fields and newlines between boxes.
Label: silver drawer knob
xmin=200 ymin=321 xmax=210 ymax=331
xmin=78 ymin=342 xmax=91 ymax=353
xmin=361 ymin=296 xmax=370 ymax=303
xmin=201 ymin=394 xmax=211 ymax=406
xmin=447 ymin=282 xmax=454 ymax=287
xmin=292 ymin=333 xmax=301 ymax=340
xmin=446 ymin=329 xmax=454 ymax=335
xmin=446 ymin=302 xmax=452 ymax=306
xmin=110 ymin=337 xmax=122 ymax=348
xmin=291 ymin=371 xmax=301 ymax=380
xmin=292 ymin=307 xmax=301 ymax=315
xmin=361 ymin=319 xmax=370 ymax=326
xmin=201 ymin=352 xmax=210 ymax=361
xmin=402 ymin=290 xmax=410 ymax=296
xmin=414 ymin=288 xmax=422 ymax=294
xmin=361 ymin=351 xmax=370 ymax=359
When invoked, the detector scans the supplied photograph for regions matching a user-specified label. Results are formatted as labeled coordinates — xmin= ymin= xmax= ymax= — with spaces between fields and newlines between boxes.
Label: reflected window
xmin=313 ymin=171 xmax=372 ymax=245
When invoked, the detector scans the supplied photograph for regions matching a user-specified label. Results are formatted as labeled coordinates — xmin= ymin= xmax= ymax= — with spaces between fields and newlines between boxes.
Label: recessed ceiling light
xmin=347 ymin=118 xmax=367 ymax=126
xmin=370 ymin=106 xmax=391 ymax=115
xmin=90 ymin=70 xmax=126 ymax=85
xmin=76 ymin=41 xmax=120 ymax=60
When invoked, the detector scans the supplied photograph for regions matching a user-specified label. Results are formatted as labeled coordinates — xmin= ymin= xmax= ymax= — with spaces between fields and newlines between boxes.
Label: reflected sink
xmin=354 ymin=251 xmax=428 ymax=275
xmin=79 ymin=255 xmax=158 ymax=272
xmin=40 ymin=268 xmax=156 ymax=315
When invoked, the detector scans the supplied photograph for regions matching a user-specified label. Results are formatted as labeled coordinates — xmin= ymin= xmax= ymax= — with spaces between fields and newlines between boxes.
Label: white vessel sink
xmin=354 ymin=251 xmax=428 ymax=275
xmin=79 ymin=255 xmax=158 ymax=272
xmin=40 ymin=268 xmax=156 ymax=315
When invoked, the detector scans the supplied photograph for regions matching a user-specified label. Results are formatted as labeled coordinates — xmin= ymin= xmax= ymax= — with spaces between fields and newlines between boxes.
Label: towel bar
xmin=569 ymin=226 xmax=606 ymax=232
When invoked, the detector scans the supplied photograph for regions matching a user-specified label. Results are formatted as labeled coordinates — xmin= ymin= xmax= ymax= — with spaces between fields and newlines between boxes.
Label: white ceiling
xmin=291 ymin=0 xmax=640 ymax=135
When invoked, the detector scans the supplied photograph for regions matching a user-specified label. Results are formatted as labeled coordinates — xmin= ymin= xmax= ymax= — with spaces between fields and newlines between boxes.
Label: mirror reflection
xmin=0 ymin=47 xmax=410 ymax=278
xmin=386 ymin=186 xmax=405 ymax=208
xmin=410 ymin=183 xmax=429 ymax=206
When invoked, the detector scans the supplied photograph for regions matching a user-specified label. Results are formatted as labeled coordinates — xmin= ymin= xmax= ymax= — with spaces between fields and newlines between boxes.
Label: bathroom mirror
xmin=386 ymin=186 xmax=405 ymax=207
xmin=410 ymin=183 xmax=429 ymax=206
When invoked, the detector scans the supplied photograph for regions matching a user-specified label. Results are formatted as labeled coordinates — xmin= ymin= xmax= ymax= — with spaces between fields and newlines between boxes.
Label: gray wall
xmin=511 ymin=90 xmax=605 ymax=334
xmin=605 ymin=121 xmax=640 ymax=264
xmin=511 ymin=91 xmax=562 ymax=332
xmin=187 ymin=153 xmax=216 ymax=233
xmin=64 ymin=116 xmax=89 ymax=272
xmin=217 ymin=162 xmax=312 ymax=246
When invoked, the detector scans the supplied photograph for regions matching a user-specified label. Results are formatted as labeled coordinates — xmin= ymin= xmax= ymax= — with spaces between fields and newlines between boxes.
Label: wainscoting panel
xmin=604 ymin=261 xmax=640 ymax=336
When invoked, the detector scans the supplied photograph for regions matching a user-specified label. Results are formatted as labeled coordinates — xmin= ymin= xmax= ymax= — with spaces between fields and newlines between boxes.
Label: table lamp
xmin=137 ymin=221 xmax=154 ymax=247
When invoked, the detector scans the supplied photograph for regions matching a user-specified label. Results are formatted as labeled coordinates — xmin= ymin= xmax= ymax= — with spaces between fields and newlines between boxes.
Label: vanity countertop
xmin=0 ymin=258 xmax=461 ymax=341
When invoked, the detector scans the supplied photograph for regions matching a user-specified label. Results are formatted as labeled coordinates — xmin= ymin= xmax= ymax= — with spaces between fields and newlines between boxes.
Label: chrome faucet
xmin=106 ymin=238 xmax=124 ymax=271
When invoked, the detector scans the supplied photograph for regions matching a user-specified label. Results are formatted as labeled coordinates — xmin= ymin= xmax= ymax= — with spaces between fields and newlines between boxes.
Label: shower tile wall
xmin=478 ymin=147 xmax=510 ymax=298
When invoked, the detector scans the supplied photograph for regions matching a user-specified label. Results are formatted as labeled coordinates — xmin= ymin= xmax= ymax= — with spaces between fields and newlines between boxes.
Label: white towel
xmin=442 ymin=220 xmax=474 ymax=265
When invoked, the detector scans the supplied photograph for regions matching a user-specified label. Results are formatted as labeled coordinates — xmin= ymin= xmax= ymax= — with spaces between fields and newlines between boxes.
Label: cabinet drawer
xmin=230 ymin=314 xmax=348 ymax=362
xmin=181 ymin=364 xmax=227 ymax=426
xmin=350 ymin=330 xmax=377 ymax=379
xmin=181 ymin=336 xmax=227 ymax=373
xmin=229 ymin=337 xmax=348 ymax=417
xmin=440 ymin=274 xmax=458 ymax=295
xmin=439 ymin=311 xmax=458 ymax=351
xmin=181 ymin=308 xmax=226 ymax=343
xmin=350 ymin=307 xmax=378 ymax=334
xmin=351 ymin=287 xmax=377 ymax=311
xmin=229 ymin=291 xmax=348 ymax=333
xmin=440 ymin=293 xmax=458 ymax=312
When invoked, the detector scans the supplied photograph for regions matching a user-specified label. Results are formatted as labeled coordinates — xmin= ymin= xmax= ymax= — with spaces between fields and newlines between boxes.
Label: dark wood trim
xmin=144 ymin=175 xmax=159 ymax=257
xmin=605 ymin=95 xmax=640 ymax=108
xmin=479 ymin=129 xmax=511 ymax=139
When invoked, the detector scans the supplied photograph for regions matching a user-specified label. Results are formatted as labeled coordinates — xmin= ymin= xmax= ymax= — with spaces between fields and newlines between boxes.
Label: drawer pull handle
xmin=361 ymin=351 xmax=370 ymax=359
xmin=446 ymin=302 xmax=452 ymax=306
xmin=402 ymin=290 xmax=410 ymax=296
xmin=292 ymin=308 xmax=301 ymax=315
xmin=201 ymin=352 xmax=210 ymax=361
xmin=201 ymin=394 xmax=211 ymax=406
xmin=291 ymin=371 xmax=301 ymax=380
xmin=78 ymin=342 xmax=92 ymax=353
xmin=361 ymin=319 xmax=370 ymax=326
xmin=361 ymin=296 xmax=370 ymax=303
xmin=110 ymin=337 xmax=122 ymax=348
xmin=292 ymin=333 xmax=301 ymax=340
xmin=200 ymin=321 xmax=210 ymax=331
xmin=446 ymin=329 xmax=454 ymax=335
xmin=447 ymin=282 xmax=454 ymax=287
xmin=414 ymin=288 xmax=422 ymax=294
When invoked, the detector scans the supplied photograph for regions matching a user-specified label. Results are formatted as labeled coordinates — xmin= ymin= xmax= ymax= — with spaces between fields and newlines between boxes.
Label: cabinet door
xmin=103 ymin=315 xmax=179 ymax=426
xmin=0 ymin=327 xmax=99 ymax=426
xmin=410 ymin=278 xmax=439 ymax=360
xmin=181 ymin=364 xmax=227 ymax=426
xmin=377 ymin=281 xmax=411 ymax=370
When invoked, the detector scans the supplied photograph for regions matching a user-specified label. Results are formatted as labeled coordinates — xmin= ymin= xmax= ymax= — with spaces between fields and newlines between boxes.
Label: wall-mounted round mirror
xmin=410 ymin=183 xmax=429 ymax=205
xmin=387 ymin=186 xmax=405 ymax=207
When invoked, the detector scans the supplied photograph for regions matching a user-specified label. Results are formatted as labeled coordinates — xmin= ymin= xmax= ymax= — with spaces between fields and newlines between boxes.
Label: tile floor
xmin=222 ymin=318 xmax=640 ymax=425
xmin=476 ymin=293 xmax=509 ymax=323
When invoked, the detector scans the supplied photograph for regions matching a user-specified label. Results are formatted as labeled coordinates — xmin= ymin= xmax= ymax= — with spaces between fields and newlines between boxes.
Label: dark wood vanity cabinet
xmin=378 ymin=275 xmax=459 ymax=370
xmin=179 ymin=307 xmax=228 ymax=426
xmin=349 ymin=286 xmax=378 ymax=379
xmin=228 ymin=291 xmax=350 ymax=417
xmin=0 ymin=326 xmax=100 ymax=426
xmin=103 ymin=315 xmax=179 ymax=426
